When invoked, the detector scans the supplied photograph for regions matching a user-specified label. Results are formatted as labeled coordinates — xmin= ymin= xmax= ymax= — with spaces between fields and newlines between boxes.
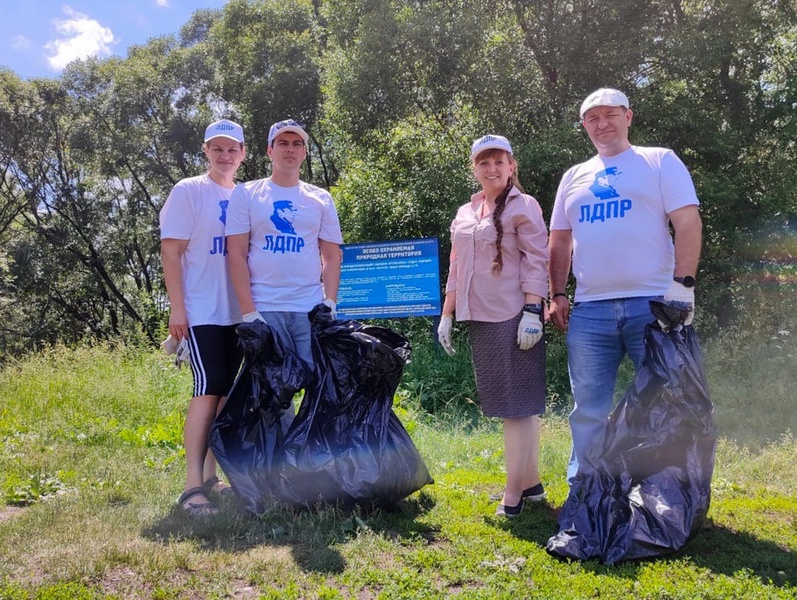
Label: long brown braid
xmin=490 ymin=178 xmax=512 ymax=274
xmin=482 ymin=151 xmax=524 ymax=274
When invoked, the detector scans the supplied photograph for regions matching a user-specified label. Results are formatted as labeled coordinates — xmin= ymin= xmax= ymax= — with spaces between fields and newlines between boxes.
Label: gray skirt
xmin=468 ymin=313 xmax=546 ymax=418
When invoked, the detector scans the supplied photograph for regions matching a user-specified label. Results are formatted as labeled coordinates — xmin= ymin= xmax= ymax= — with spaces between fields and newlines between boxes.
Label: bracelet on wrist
xmin=552 ymin=292 xmax=568 ymax=300
xmin=523 ymin=303 xmax=543 ymax=315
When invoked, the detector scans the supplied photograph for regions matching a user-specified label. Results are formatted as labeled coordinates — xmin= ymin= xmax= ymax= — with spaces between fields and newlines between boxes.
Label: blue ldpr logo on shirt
xmin=579 ymin=167 xmax=633 ymax=223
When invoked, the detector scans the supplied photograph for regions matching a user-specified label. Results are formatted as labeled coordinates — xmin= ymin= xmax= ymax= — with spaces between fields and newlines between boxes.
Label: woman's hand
xmin=517 ymin=312 xmax=543 ymax=350
xmin=437 ymin=315 xmax=456 ymax=356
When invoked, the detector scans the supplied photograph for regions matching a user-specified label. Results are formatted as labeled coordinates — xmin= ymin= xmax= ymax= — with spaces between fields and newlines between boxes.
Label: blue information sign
xmin=337 ymin=238 xmax=441 ymax=319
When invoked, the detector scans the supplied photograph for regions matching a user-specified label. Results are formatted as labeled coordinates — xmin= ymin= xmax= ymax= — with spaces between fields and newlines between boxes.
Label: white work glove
xmin=174 ymin=338 xmax=191 ymax=369
xmin=161 ymin=334 xmax=190 ymax=369
xmin=323 ymin=298 xmax=337 ymax=320
xmin=437 ymin=315 xmax=455 ymax=356
xmin=517 ymin=312 xmax=543 ymax=350
xmin=161 ymin=334 xmax=179 ymax=355
xmin=242 ymin=311 xmax=266 ymax=323
xmin=663 ymin=280 xmax=695 ymax=327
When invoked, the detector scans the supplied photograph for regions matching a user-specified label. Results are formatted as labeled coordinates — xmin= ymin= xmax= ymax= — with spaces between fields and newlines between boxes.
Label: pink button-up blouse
xmin=445 ymin=186 xmax=549 ymax=322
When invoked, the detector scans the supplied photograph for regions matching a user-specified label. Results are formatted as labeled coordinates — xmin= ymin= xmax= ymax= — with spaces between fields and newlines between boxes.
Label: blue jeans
xmin=258 ymin=310 xmax=314 ymax=431
xmin=565 ymin=296 xmax=659 ymax=482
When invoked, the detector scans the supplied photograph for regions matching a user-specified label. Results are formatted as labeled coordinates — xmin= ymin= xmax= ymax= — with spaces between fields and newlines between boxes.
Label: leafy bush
xmin=3 ymin=471 xmax=67 ymax=506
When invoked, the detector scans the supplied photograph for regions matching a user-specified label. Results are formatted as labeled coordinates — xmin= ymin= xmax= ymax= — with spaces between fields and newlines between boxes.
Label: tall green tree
xmin=628 ymin=0 xmax=797 ymax=326
xmin=0 ymin=35 xmax=222 ymax=355
xmin=209 ymin=0 xmax=328 ymax=183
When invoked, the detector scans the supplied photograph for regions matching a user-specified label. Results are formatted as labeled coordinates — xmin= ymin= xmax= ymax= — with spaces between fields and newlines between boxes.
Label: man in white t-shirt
xmin=548 ymin=89 xmax=703 ymax=483
xmin=226 ymin=119 xmax=343 ymax=428
xmin=160 ymin=119 xmax=246 ymax=516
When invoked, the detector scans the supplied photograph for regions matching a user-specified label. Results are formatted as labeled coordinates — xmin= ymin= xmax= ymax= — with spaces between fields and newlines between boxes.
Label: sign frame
xmin=336 ymin=237 xmax=441 ymax=319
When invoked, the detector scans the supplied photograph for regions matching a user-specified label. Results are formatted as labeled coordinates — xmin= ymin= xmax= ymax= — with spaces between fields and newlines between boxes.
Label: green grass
xmin=0 ymin=330 xmax=796 ymax=599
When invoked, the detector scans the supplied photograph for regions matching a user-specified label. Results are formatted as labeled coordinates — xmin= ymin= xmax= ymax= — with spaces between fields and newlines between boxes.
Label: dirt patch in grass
xmin=98 ymin=566 xmax=153 ymax=599
xmin=228 ymin=579 xmax=259 ymax=599
xmin=0 ymin=506 xmax=24 ymax=523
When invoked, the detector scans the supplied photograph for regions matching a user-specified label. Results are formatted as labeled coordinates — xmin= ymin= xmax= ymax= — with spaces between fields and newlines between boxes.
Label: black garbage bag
xmin=278 ymin=304 xmax=434 ymax=508
xmin=208 ymin=320 xmax=311 ymax=514
xmin=547 ymin=301 xmax=716 ymax=564
xmin=209 ymin=305 xmax=433 ymax=513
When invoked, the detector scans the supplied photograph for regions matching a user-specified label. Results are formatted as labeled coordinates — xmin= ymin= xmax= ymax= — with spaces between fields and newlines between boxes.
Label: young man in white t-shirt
xmin=547 ymin=89 xmax=703 ymax=483
xmin=226 ymin=119 xmax=343 ymax=429
xmin=160 ymin=119 xmax=246 ymax=516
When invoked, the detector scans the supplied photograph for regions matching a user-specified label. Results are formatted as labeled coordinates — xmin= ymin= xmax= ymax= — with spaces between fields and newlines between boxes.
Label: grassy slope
xmin=0 ymin=335 xmax=795 ymax=600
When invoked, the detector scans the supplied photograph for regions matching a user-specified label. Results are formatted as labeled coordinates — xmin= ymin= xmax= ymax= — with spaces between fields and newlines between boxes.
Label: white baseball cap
xmin=579 ymin=88 xmax=630 ymax=119
xmin=470 ymin=134 xmax=513 ymax=160
xmin=204 ymin=119 xmax=245 ymax=143
xmin=268 ymin=119 xmax=309 ymax=147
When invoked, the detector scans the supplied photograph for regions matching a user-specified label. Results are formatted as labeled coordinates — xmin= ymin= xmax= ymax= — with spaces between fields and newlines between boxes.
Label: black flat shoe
xmin=521 ymin=482 xmax=546 ymax=501
xmin=495 ymin=498 xmax=524 ymax=518
xmin=489 ymin=482 xmax=546 ymax=503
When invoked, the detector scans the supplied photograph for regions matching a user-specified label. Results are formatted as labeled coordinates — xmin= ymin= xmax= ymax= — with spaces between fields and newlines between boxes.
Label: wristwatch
xmin=673 ymin=276 xmax=696 ymax=288
xmin=523 ymin=303 xmax=544 ymax=315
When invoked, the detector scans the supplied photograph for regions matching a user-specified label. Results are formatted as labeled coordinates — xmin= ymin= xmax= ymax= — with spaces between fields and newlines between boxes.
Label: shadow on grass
xmin=141 ymin=490 xmax=438 ymax=575
xmin=679 ymin=522 xmax=796 ymax=587
xmin=487 ymin=500 xmax=560 ymax=545
xmin=533 ymin=517 xmax=795 ymax=589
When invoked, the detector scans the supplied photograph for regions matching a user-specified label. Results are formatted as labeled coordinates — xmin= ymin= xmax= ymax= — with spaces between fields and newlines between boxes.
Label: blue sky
xmin=0 ymin=1 xmax=229 ymax=79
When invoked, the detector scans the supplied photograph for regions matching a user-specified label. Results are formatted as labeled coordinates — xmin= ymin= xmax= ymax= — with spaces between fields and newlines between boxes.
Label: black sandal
xmin=178 ymin=487 xmax=219 ymax=517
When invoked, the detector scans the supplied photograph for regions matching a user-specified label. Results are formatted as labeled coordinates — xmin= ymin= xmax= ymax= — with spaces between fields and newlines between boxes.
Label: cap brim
xmin=471 ymin=143 xmax=512 ymax=159
xmin=205 ymin=134 xmax=244 ymax=143
xmin=269 ymin=126 xmax=309 ymax=145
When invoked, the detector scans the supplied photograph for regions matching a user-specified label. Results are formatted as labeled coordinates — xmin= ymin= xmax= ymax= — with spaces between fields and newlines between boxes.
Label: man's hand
xmin=548 ymin=295 xmax=570 ymax=332
xmin=242 ymin=311 xmax=266 ymax=323
xmin=323 ymin=298 xmax=337 ymax=320
xmin=437 ymin=315 xmax=455 ymax=356
xmin=663 ymin=279 xmax=695 ymax=327
xmin=517 ymin=312 xmax=543 ymax=350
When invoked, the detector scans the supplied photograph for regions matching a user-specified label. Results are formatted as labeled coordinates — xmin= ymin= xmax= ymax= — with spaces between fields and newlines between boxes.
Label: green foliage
xmin=542 ymin=325 xmax=573 ymax=412
xmin=399 ymin=321 xmax=481 ymax=420
xmin=0 ymin=582 xmax=107 ymax=600
xmin=0 ymin=45 xmax=210 ymax=356
xmin=209 ymin=0 xmax=325 ymax=180
xmin=117 ymin=411 xmax=184 ymax=451
xmin=3 ymin=472 xmax=67 ymax=506
xmin=333 ymin=110 xmax=479 ymax=248
xmin=320 ymin=0 xmax=489 ymax=141
xmin=704 ymin=322 xmax=797 ymax=445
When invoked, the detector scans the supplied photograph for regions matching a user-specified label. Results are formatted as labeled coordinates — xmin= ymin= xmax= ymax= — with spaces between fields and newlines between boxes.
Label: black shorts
xmin=186 ymin=324 xmax=243 ymax=397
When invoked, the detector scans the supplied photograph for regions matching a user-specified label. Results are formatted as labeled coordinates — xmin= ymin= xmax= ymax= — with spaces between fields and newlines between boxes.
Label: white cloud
xmin=11 ymin=35 xmax=31 ymax=51
xmin=156 ymin=0 xmax=170 ymax=6
xmin=44 ymin=6 xmax=118 ymax=71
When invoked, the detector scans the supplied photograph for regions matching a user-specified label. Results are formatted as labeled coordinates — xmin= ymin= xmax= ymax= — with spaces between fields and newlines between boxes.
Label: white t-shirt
xmin=225 ymin=178 xmax=343 ymax=312
xmin=159 ymin=174 xmax=241 ymax=326
xmin=550 ymin=146 xmax=699 ymax=302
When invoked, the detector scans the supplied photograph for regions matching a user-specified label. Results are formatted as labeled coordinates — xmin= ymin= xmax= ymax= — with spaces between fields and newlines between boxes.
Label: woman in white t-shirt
xmin=159 ymin=119 xmax=246 ymax=517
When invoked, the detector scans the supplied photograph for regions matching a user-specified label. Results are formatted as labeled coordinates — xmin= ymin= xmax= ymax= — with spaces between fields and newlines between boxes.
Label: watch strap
xmin=523 ymin=303 xmax=543 ymax=315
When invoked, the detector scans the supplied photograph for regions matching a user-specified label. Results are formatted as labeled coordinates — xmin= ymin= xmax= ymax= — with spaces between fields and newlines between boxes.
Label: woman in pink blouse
xmin=438 ymin=134 xmax=550 ymax=518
